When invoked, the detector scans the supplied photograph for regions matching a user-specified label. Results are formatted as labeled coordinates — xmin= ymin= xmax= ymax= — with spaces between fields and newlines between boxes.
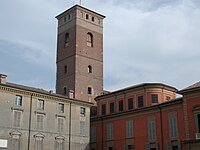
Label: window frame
xmin=37 ymin=99 xmax=44 ymax=110
xmin=138 ymin=96 xmax=144 ymax=108
xmin=151 ymin=94 xmax=158 ymax=104
xmin=128 ymin=98 xmax=134 ymax=110
xmin=118 ymin=100 xmax=124 ymax=112
xmin=101 ymin=104 xmax=106 ymax=115
xmin=58 ymin=103 xmax=64 ymax=113
xmin=15 ymin=95 xmax=22 ymax=106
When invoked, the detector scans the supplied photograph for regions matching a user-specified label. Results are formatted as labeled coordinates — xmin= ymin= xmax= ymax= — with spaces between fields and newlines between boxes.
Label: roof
xmin=179 ymin=81 xmax=200 ymax=94
xmin=0 ymin=82 xmax=93 ymax=105
xmin=96 ymin=83 xmax=177 ymax=100
xmin=56 ymin=4 xmax=105 ymax=19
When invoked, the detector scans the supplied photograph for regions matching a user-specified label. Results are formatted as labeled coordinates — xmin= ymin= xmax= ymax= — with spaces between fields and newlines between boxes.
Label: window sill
xmin=11 ymin=106 xmax=24 ymax=112
xmin=35 ymin=110 xmax=46 ymax=115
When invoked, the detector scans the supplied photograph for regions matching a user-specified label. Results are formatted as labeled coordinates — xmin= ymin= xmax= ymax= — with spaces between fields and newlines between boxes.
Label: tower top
xmin=56 ymin=4 xmax=105 ymax=20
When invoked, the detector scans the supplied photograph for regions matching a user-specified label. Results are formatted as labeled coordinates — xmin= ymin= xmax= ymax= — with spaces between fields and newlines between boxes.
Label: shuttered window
xmin=37 ymin=114 xmax=44 ymax=130
xmin=58 ymin=117 xmax=64 ymax=132
xmin=169 ymin=115 xmax=178 ymax=138
xmin=13 ymin=111 xmax=21 ymax=128
xmin=107 ymin=123 xmax=113 ymax=140
xmin=126 ymin=120 xmax=133 ymax=138
xmin=148 ymin=120 xmax=156 ymax=141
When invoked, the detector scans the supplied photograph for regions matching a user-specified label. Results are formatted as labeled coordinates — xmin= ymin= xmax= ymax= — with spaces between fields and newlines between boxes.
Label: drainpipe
xmin=28 ymin=94 xmax=33 ymax=150
xmin=68 ymin=102 xmax=72 ymax=150
xmin=158 ymin=106 xmax=164 ymax=150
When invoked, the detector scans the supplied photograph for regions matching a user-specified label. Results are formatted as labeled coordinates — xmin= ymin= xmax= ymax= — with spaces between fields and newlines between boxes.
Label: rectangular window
xmin=138 ymin=96 xmax=144 ymax=108
xmin=118 ymin=100 xmax=123 ymax=111
xmin=110 ymin=102 xmax=114 ymax=113
xmin=196 ymin=114 xmax=200 ymax=133
xmin=80 ymin=107 xmax=85 ymax=116
xmin=124 ymin=145 xmax=134 ymax=150
xmin=148 ymin=120 xmax=156 ymax=141
xmin=35 ymin=138 xmax=43 ymax=150
xmin=58 ymin=103 xmax=64 ymax=113
xmin=37 ymin=99 xmax=44 ymax=110
xmin=107 ymin=123 xmax=113 ymax=140
xmin=58 ymin=117 xmax=64 ymax=132
xmin=13 ymin=111 xmax=21 ymax=128
xmin=90 ymin=126 xmax=96 ymax=142
xmin=15 ymin=95 xmax=22 ymax=106
xmin=37 ymin=114 xmax=44 ymax=130
xmin=169 ymin=115 xmax=178 ymax=138
xmin=128 ymin=98 xmax=133 ymax=110
xmin=80 ymin=121 xmax=86 ymax=136
xmin=151 ymin=94 xmax=158 ymax=103
xmin=126 ymin=120 xmax=133 ymax=138
xmin=101 ymin=104 xmax=106 ymax=115
xmin=166 ymin=96 xmax=171 ymax=100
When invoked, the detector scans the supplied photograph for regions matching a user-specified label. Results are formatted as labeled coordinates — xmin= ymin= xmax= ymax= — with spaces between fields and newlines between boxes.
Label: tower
xmin=56 ymin=5 xmax=105 ymax=104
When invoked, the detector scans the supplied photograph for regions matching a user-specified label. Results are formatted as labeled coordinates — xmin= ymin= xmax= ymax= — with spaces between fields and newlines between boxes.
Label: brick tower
xmin=56 ymin=5 xmax=105 ymax=104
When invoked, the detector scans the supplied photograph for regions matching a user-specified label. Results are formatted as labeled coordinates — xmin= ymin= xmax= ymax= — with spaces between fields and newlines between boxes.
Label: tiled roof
xmin=179 ymin=81 xmax=200 ymax=93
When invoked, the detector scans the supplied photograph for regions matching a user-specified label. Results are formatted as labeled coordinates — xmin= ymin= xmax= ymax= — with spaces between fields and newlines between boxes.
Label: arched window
xmin=88 ymin=87 xmax=92 ymax=95
xmin=87 ymin=33 xmax=93 ymax=47
xmin=64 ymin=33 xmax=69 ymax=47
xmin=63 ymin=87 xmax=67 ymax=95
xmin=88 ymin=65 xmax=92 ymax=73
xmin=86 ymin=14 xmax=89 ymax=20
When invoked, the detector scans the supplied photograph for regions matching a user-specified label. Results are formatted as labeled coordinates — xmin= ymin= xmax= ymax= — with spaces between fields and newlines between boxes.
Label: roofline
xmin=0 ymin=83 xmax=93 ymax=106
xmin=96 ymin=83 xmax=178 ymax=100
xmin=178 ymin=86 xmax=200 ymax=94
xmin=55 ymin=4 xmax=106 ymax=19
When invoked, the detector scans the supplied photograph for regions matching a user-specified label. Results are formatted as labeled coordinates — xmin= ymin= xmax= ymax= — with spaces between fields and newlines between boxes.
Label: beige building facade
xmin=0 ymin=74 xmax=92 ymax=150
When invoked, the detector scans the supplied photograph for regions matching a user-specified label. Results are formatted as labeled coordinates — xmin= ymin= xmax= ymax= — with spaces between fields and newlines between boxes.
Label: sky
xmin=0 ymin=0 xmax=200 ymax=92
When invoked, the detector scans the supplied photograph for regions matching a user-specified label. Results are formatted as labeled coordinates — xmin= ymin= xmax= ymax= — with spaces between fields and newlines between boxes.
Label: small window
xmin=63 ymin=87 xmax=67 ymax=95
xmin=152 ymin=94 xmax=158 ymax=103
xmin=64 ymin=17 xmax=66 ymax=22
xmin=87 ymin=32 xmax=93 ymax=47
xmin=101 ymin=104 xmax=106 ymax=115
xmin=138 ymin=96 xmax=143 ymax=108
xmin=128 ymin=98 xmax=133 ymax=110
xmin=88 ymin=87 xmax=92 ymax=95
xmin=88 ymin=65 xmax=92 ymax=73
xmin=37 ymin=99 xmax=44 ymax=110
xmin=80 ymin=107 xmax=86 ymax=116
xmin=86 ymin=14 xmax=89 ymax=19
xmin=15 ymin=95 xmax=22 ymax=106
xmin=118 ymin=100 xmax=123 ymax=111
xmin=64 ymin=33 xmax=69 ymax=47
xmin=110 ymin=102 xmax=114 ymax=113
xmin=92 ymin=16 xmax=94 ymax=22
xmin=64 ymin=65 xmax=67 ymax=74
xmin=166 ymin=96 xmax=171 ymax=100
xmin=68 ymin=14 xmax=70 ymax=20
xmin=58 ymin=103 xmax=64 ymax=113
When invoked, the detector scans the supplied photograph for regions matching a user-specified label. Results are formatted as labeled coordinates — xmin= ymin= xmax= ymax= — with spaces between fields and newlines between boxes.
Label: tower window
xmin=138 ymin=96 xmax=144 ymax=108
xmin=64 ymin=33 xmax=69 ymax=47
xmin=88 ymin=87 xmax=92 ymax=95
xmin=87 ymin=32 xmax=93 ymax=47
xmin=68 ymin=14 xmax=70 ymax=20
xmin=64 ymin=65 xmax=67 ymax=74
xmin=151 ymin=94 xmax=158 ymax=103
xmin=86 ymin=14 xmax=89 ymax=19
xmin=88 ymin=65 xmax=92 ymax=73
xmin=63 ymin=87 xmax=67 ymax=96
xmin=92 ymin=16 xmax=94 ymax=22
xmin=64 ymin=17 xmax=66 ymax=22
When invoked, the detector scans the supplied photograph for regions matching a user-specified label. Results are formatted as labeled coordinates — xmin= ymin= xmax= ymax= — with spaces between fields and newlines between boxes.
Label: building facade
xmin=55 ymin=5 xmax=105 ymax=104
xmin=0 ymin=74 xmax=92 ymax=150
xmin=90 ymin=82 xmax=200 ymax=150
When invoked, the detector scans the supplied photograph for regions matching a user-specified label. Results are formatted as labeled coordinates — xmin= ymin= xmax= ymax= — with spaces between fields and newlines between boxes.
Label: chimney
xmin=69 ymin=90 xmax=74 ymax=99
xmin=0 ymin=74 xmax=7 ymax=84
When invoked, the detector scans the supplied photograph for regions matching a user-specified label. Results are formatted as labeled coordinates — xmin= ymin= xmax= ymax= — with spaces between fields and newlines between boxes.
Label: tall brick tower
xmin=56 ymin=5 xmax=105 ymax=104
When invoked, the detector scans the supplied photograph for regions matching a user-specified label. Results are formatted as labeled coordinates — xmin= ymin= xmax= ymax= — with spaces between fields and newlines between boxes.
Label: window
xmin=169 ymin=114 xmax=178 ymax=138
xmin=151 ymin=94 xmax=158 ymax=103
xmin=11 ymin=135 xmax=20 ymax=150
xmin=110 ymin=102 xmax=114 ymax=113
xmin=88 ymin=65 xmax=92 ymax=73
xmin=126 ymin=120 xmax=133 ymax=138
xmin=35 ymin=137 xmax=43 ymax=150
xmin=58 ymin=103 xmax=64 ymax=113
xmin=86 ymin=14 xmax=89 ymax=19
xmin=138 ymin=96 xmax=144 ymax=108
xmin=90 ymin=126 xmax=96 ymax=142
xmin=124 ymin=145 xmax=134 ymax=150
xmin=68 ymin=14 xmax=70 ymax=20
xmin=64 ymin=17 xmax=66 ymax=22
xmin=166 ymin=96 xmax=171 ymax=100
xmin=167 ymin=141 xmax=181 ymax=150
xmin=92 ymin=16 xmax=94 ymax=22
xmin=101 ymin=104 xmax=106 ymax=115
xmin=63 ymin=87 xmax=67 ymax=96
xmin=64 ymin=66 xmax=67 ymax=74
xmin=107 ymin=123 xmax=113 ymax=140
xmin=55 ymin=139 xmax=64 ymax=150
xmin=37 ymin=99 xmax=44 ymax=110
xmin=88 ymin=87 xmax=92 ymax=95
xmin=118 ymin=100 xmax=123 ymax=111
xmin=58 ymin=117 xmax=64 ymax=132
xmin=15 ymin=95 xmax=22 ymax=106
xmin=13 ymin=111 xmax=21 ymax=128
xmin=148 ymin=120 xmax=156 ymax=141
xmin=195 ymin=114 xmax=200 ymax=133
xmin=64 ymin=33 xmax=69 ymax=47
xmin=87 ymin=32 xmax=93 ymax=47
xmin=128 ymin=98 xmax=133 ymax=110
xmin=80 ymin=121 xmax=86 ymax=136
xmin=37 ymin=114 xmax=44 ymax=130
xmin=80 ymin=107 xmax=86 ymax=116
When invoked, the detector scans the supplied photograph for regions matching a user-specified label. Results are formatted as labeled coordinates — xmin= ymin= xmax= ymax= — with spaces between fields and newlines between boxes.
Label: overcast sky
xmin=0 ymin=0 xmax=200 ymax=92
